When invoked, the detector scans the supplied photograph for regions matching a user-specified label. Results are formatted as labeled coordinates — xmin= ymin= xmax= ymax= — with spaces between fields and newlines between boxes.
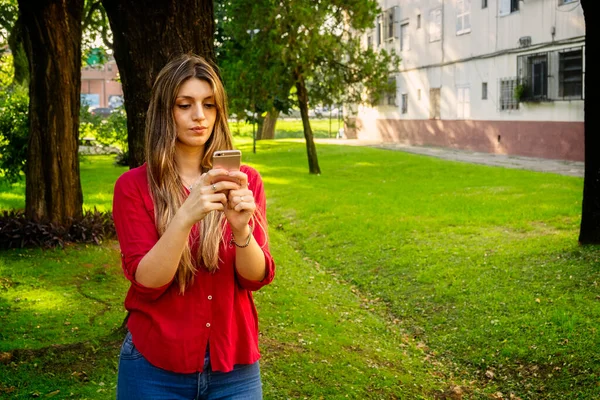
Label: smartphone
xmin=212 ymin=150 xmax=242 ymax=184
xmin=212 ymin=149 xmax=241 ymax=171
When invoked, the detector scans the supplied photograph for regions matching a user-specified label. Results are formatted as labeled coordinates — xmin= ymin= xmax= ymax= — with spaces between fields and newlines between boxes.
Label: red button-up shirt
xmin=112 ymin=163 xmax=275 ymax=373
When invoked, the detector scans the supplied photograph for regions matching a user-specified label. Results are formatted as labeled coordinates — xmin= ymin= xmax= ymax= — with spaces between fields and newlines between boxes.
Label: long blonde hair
xmin=145 ymin=53 xmax=233 ymax=293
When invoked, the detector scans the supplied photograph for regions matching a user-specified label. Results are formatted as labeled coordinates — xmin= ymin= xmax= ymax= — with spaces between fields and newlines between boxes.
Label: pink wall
xmin=346 ymin=119 xmax=584 ymax=162
xmin=81 ymin=62 xmax=123 ymax=108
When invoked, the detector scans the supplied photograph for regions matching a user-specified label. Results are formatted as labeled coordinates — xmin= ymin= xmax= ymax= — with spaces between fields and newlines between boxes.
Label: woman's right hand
xmin=179 ymin=169 xmax=241 ymax=226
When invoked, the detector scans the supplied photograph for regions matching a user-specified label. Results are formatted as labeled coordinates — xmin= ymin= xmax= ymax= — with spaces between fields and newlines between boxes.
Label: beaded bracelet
xmin=230 ymin=225 xmax=253 ymax=248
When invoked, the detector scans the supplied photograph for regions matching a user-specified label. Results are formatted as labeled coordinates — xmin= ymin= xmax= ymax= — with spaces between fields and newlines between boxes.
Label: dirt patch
xmin=260 ymin=335 xmax=305 ymax=356
xmin=0 ymin=330 xmax=124 ymax=375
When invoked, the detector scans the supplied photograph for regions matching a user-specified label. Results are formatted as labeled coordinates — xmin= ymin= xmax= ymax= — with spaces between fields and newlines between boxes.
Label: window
xmin=456 ymin=0 xmax=471 ymax=35
xmin=457 ymin=87 xmax=471 ymax=119
xmin=417 ymin=14 xmax=421 ymax=29
xmin=387 ymin=78 xmax=397 ymax=106
xmin=418 ymin=89 xmax=422 ymax=100
xmin=429 ymin=8 xmax=442 ymax=42
xmin=529 ymin=55 xmax=548 ymax=99
xmin=482 ymin=0 xmax=488 ymax=8
xmin=401 ymin=94 xmax=408 ymax=114
xmin=429 ymin=88 xmax=441 ymax=119
xmin=401 ymin=23 xmax=410 ymax=51
xmin=378 ymin=78 xmax=397 ymax=106
xmin=499 ymin=78 xmax=519 ymax=110
xmin=382 ymin=7 xmax=399 ymax=41
xmin=482 ymin=82 xmax=488 ymax=99
xmin=516 ymin=47 xmax=583 ymax=101
xmin=367 ymin=34 xmax=373 ymax=49
xmin=559 ymin=48 xmax=583 ymax=98
xmin=499 ymin=0 xmax=519 ymax=16
xmin=376 ymin=16 xmax=382 ymax=45
xmin=517 ymin=52 xmax=548 ymax=100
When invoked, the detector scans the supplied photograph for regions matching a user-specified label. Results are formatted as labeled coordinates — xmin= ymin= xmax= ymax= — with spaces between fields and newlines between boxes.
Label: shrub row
xmin=0 ymin=209 xmax=115 ymax=249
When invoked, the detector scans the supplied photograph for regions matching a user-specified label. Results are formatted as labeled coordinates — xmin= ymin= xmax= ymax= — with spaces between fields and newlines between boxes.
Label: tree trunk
xmin=579 ymin=0 xmax=600 ymax=244
xmin=255 ymin=113 xmax=265 ymax=140
xmin=19 ymin=0 xmax=84 ymax=225
xmin=294 ymin=71 xmax=321 ymax=174
xmin=257 ymin=108 xmax=279 ymax=140
xmin=102 ymin=0 xmax=215 ymax=169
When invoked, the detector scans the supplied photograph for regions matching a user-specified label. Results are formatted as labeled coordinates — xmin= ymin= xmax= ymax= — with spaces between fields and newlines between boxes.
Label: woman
xmin=112 ymin=53 xmax=275 ymax=399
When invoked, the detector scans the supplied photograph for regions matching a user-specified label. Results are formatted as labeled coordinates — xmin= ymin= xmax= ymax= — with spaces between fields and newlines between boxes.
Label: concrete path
xmin=315 ymin=139 xmax=584 ymax=178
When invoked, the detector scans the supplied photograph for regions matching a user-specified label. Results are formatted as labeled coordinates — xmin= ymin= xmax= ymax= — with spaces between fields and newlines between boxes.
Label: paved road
xmin=315 ymin=139 xmax=584 ymax=178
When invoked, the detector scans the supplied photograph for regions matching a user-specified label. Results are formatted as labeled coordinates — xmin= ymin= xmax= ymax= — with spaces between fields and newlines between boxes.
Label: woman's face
xmin=173 ymin=78 xmax=217 ymax=151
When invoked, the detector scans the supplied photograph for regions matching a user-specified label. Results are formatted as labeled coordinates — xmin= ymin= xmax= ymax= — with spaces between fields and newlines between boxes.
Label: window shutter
xmin=499 ymin=0 xmax=510 ymax=16
xmin=394 ymin=6 xmax=400 ymax=39
xmin=429 ymin=8 xmax=442 ymax=42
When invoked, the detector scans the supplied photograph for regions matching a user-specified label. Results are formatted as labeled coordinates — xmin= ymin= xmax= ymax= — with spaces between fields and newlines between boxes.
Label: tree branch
xmin=99 ymin=8 xmax=113 ymax=49
xmin=82 ymin=0 xmax=102 ymax=30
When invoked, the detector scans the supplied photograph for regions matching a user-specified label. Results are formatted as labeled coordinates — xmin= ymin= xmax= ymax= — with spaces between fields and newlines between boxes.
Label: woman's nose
xmin=193 ymin=105 xmax=205 ymax=121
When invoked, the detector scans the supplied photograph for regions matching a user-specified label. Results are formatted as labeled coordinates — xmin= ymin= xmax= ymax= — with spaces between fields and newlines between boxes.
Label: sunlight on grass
xmin=2 ymin=287 xmax=70 ymax=312
xmin=0 ymin=192 xmax=24 ymax=200
xmin=0 ymin=191 xmax=25 ymax=210
xmin=261 ymin=176 xmax=293 ymax=186
xmin=83 ymin=192 xmax=114 ymax=211
xmin=230 ymin=118 xmax=339 ymax=140
xmin=353 ymin=161 xmax=378 ymax=167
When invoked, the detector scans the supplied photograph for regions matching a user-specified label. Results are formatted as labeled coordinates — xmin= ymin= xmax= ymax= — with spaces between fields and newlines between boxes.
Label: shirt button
xmin=206 ymin=323 xmax=211 ymax=328
xmin=207 ymin=295 xmax=213 ymax=300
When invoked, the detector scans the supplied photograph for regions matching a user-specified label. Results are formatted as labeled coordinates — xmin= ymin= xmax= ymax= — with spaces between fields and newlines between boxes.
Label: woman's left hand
xmin=224 ymin=170 xmax=255 ymax=234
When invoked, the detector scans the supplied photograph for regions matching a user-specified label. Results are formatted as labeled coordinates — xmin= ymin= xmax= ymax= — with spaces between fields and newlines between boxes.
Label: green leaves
xmin=0 ymin=83 xmax=28 ymax=184
xmin=93 ymin=107 xmax=127 ymax=153
xmin=217 ymin=0 xmax=399 ymax=116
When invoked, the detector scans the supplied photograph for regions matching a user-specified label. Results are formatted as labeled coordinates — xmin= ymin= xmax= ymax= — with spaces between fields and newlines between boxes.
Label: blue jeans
xmin=117 ymin=332 xmax=263 ymax=400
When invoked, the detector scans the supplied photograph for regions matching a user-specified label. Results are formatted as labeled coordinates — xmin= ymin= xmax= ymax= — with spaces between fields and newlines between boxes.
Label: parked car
xmin=310 ymin=106 xmax=341 ymax=118
xmin=90 ymin=107 xmax=114 ymax=117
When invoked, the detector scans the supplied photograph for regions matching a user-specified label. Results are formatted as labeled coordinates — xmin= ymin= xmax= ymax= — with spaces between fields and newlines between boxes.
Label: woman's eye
xmin=177 ymin=104 xmax=191 ymax=109
xmin=204 ymin=103 xmax=215 ymax=109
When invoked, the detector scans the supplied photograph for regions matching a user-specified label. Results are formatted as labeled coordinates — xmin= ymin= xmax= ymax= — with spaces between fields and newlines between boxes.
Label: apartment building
xmin=348 ymin=0 xmax=585 ymax=161
xmin=80 ymin=58 xmax=123 ymax=110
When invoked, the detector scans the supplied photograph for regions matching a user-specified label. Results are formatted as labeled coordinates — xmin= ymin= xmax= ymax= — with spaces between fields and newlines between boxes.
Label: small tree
xmin=218 ymin=0 xmax=399 ymax=174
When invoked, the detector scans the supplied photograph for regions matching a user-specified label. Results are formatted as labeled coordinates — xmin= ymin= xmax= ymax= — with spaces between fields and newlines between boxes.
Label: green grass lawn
xmin=231 ymin=117 xmax=342 ymax=139
xmin=1 ymin=135 xmax=599 ymax=399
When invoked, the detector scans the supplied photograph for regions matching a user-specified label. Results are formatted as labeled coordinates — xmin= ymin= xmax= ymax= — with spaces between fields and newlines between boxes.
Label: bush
xmin=79 ymin=101 xmax=103 ymax=139
xmin=94 ymin=106 xmax=128 ymax=153
xmin=79 ymin=104 xmax=129 ymax=159
xmin=0 ymin=209 xmax=116 ymax=249
xmin=0 ymin=84 xmax=29 ymax=183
